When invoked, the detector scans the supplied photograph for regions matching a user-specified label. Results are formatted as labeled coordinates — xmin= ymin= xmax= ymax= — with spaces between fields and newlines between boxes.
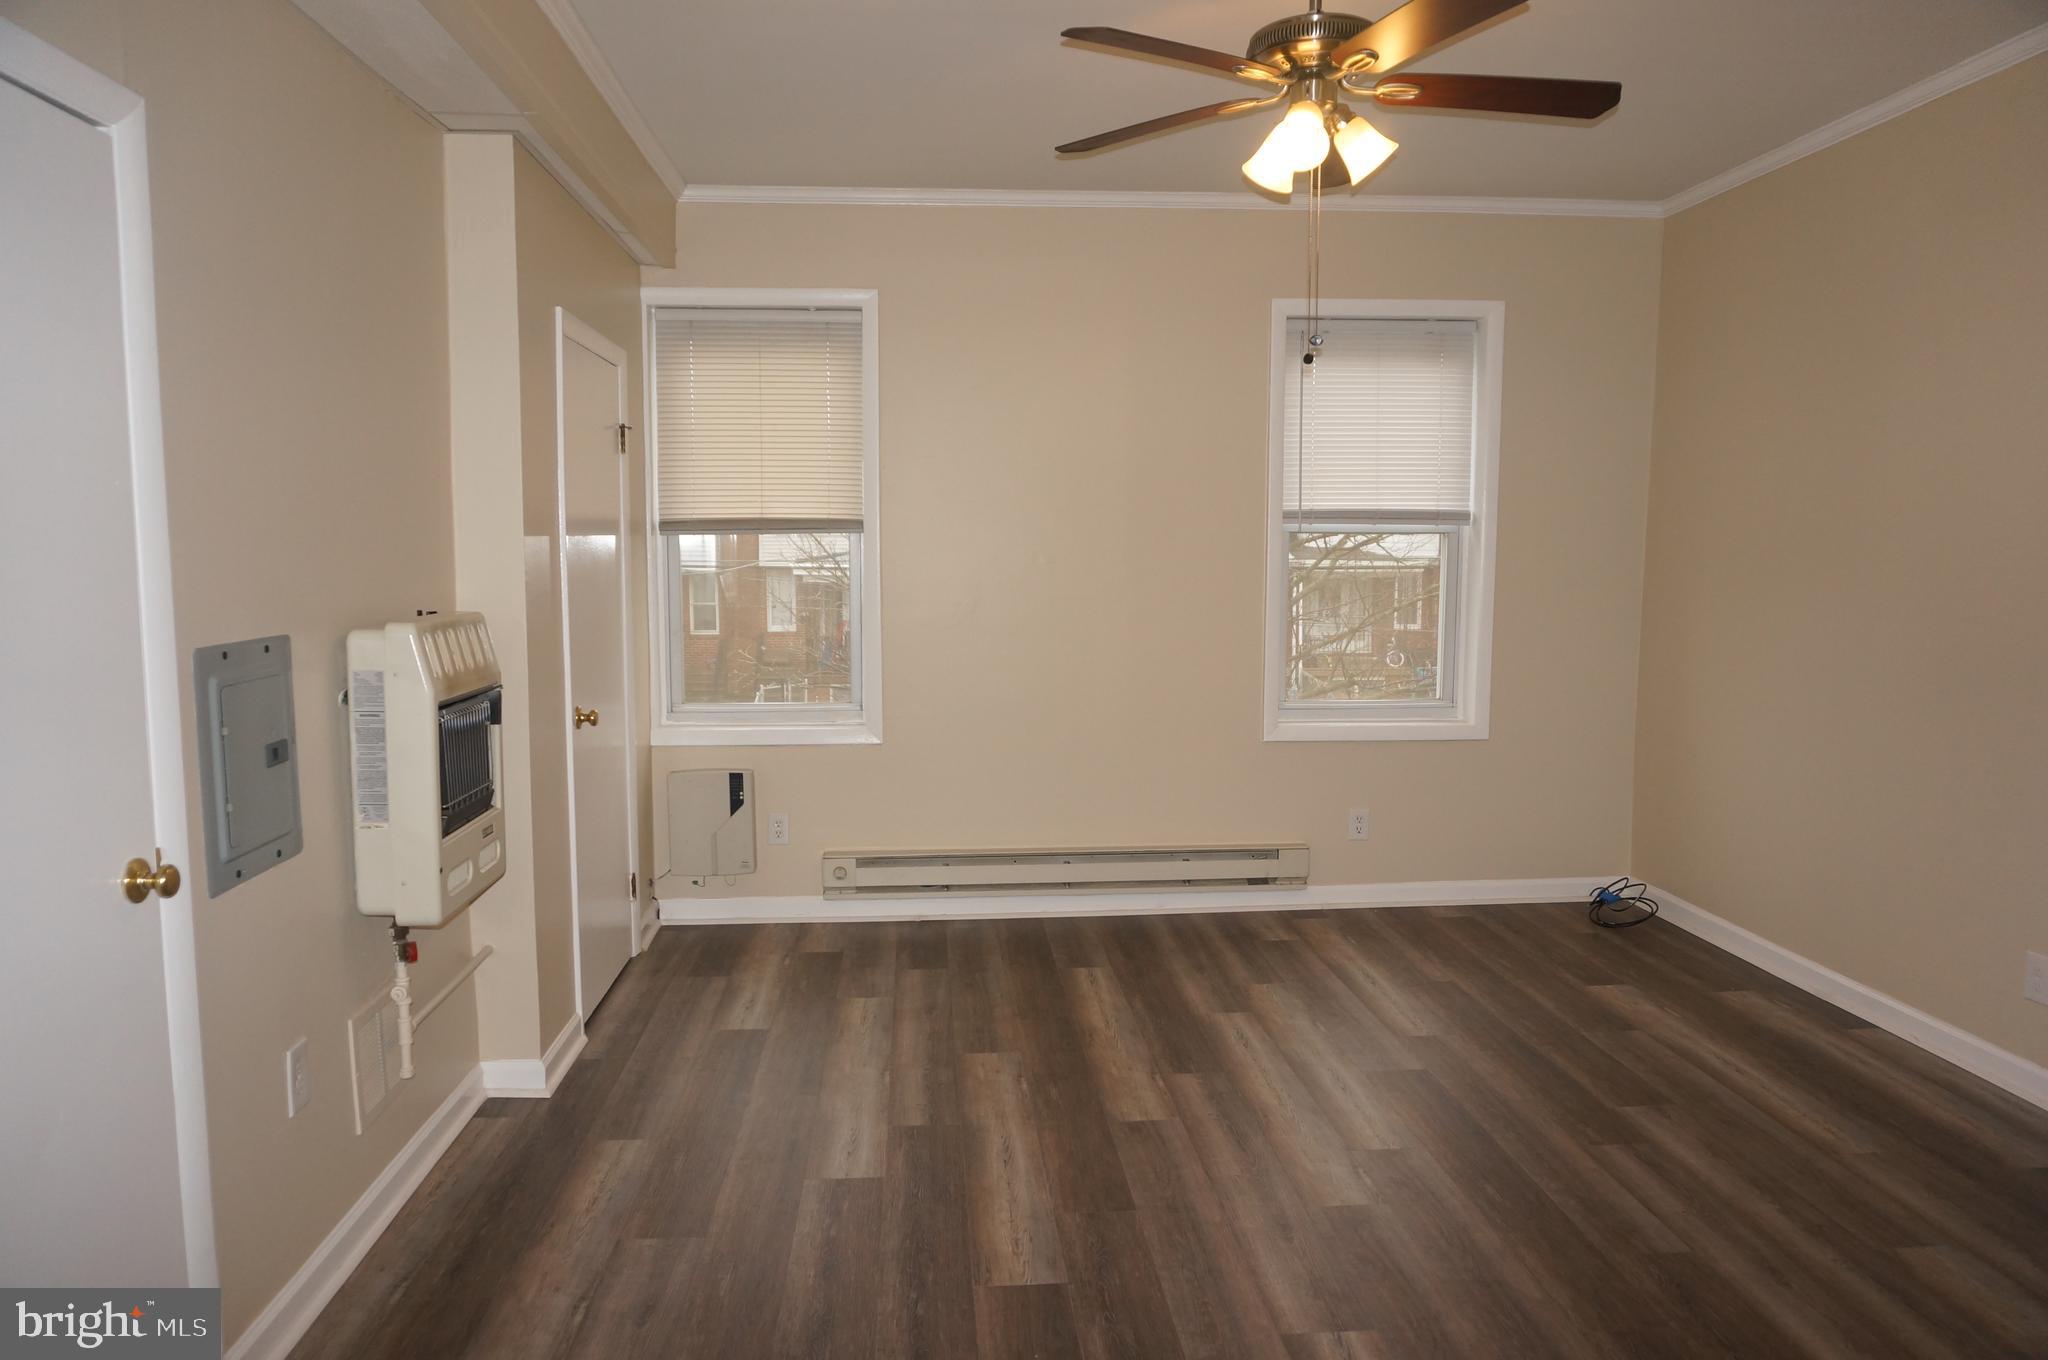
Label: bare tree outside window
xmin=1286 ymin=531 xmax=1443 ymax=702
xmin=673 ymin=531 xmax=856 ymax=705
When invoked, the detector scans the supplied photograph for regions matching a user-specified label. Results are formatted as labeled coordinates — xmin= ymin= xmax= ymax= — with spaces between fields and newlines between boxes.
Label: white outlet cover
xmin=1347 ymin=808 xmax=1370 ymax=841
xmin=286 ymin=1037 xmax=311 ymax=1118
xmin=767 ymin=812 xmax=790 ymax=846
xmin=2026 ymin=951 xmax=2048 ymax=1006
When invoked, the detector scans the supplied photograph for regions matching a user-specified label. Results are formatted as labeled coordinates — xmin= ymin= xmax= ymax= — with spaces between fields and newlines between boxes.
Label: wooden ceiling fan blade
xmin=1327 ymin=0 xmax=1524 ymax=76
xmin=1056 ymin=95 xmax=1283 ymax=154
xmin=1368 ymin=73 xmax=1620 ymax=118
xmin=1061 ymin=27 xmax=1288 ymax=85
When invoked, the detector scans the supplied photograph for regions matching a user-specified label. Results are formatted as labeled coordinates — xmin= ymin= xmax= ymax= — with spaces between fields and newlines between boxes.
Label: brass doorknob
xmin=574 ymin=706 xmax=600 ymax=730
xmin=121 ymin=851 xmax=182 ymax=904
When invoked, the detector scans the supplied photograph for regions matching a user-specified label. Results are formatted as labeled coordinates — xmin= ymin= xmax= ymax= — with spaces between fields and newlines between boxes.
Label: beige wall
xmin=646 ymin=205 xmax=1663 ymax=897
xmin=1634 ymin=56 xmax=2048 ymax=1067
xmin=1 ymin=0 xmax=480 ymax=1343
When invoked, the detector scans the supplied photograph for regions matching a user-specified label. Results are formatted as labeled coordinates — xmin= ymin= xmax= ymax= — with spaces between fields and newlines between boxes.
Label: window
xmin=687 ymin=572 xmax=720 ymax=634
xmin=765 ymin=567 xmax=797 ymax=633
xmin=1265 ymin=302 xmax=1500 ymax=740
xmin=1393 ymin=570 xmax=1426 ymax=631
xmin=646 ymin=289 xmax=881 ymax=744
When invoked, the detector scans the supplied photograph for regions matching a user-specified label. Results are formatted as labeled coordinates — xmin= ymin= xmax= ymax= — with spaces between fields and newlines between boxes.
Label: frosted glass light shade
xmin=1242 ymin=99 xmax=1331 ymax=193
xmin=1242 ymin=141 xmax=1298 ymax=193
xmin=1268 ymin=100 xmax=1332 ymax=171
xmin=1332 ymin=113 xmax=1398 ymax=185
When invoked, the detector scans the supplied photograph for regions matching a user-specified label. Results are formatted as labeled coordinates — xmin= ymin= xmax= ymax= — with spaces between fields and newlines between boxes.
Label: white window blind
xmin=655 ymin=308 xmax=865 ymax=531
xmin=1282 ymin=318 xmax=1477 ymax=525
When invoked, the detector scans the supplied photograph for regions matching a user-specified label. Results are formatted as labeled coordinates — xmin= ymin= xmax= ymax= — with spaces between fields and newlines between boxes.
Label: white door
xmin=558 ymin=312 xmax=634 ymax=1017
xmin=0 ymin=29 xmax=213 ymax=1287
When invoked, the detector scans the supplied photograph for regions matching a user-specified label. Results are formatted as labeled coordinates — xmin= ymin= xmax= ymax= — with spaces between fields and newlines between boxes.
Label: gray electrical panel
xmin=193 ymin=634 xmax=302 ymax=895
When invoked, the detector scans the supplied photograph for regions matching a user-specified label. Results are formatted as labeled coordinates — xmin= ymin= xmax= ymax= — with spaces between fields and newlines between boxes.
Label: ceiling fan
xmin=1054 ymin=0 xmax=1621 ymax=193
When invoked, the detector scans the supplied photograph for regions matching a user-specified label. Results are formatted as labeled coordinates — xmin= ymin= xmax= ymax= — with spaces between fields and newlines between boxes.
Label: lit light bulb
xmin=1332 ymin=112 xmax=1398 ymax=185
xmin=1269 ymin=99 xmax=1333 ymax=172
xmin=1242 ymin=140 xmax=1299 ymax=193
xmin=1242 ymin=99 xmax=1332 ymax=193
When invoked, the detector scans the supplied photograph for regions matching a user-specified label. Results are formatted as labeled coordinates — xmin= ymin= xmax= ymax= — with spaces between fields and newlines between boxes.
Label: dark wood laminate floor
xmin=291 ymin=905 xmax=2048 ymax=1360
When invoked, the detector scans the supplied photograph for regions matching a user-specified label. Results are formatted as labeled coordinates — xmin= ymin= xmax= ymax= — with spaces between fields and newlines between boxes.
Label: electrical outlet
xmin=767 ymin=811 xmax=790 ymax=846
xmin=285 ymin=1037 xmax=311 ymax=1118
xmin=2026 ymin=951 xmax=2048 ymax=1007
xmin=1347 ymin=808 xmax=1369 ymax=841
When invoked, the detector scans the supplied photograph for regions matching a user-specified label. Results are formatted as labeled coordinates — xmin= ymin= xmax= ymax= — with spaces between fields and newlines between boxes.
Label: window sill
xmin=1265 ymin=714 xmax=1487 ymax=743
xmin=651 ymin=718 xmax=880 ymax=748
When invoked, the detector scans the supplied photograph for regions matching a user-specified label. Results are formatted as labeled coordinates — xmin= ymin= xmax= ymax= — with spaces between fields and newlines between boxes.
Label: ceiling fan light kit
xmin=1055 ymin=0 xmax=1622 ymax=198
xmin=1240 ymin=88 xmax=1397 ymax=192
xmin=1247 ymin=98 xmax=1336 ymax=183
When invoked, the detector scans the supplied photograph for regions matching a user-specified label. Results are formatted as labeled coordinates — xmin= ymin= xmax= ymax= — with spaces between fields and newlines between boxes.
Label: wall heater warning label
xmin=350 ymin=669 xmax=388 ymax=830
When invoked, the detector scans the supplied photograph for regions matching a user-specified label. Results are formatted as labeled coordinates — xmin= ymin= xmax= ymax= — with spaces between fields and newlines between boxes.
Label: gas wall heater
xmin=346 ymin=612 xmax=507 ymax=927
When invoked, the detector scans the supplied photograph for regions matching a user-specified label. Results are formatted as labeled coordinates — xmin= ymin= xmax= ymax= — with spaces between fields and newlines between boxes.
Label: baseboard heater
xmin=821 ymin=845 xmax=1310 ymax=898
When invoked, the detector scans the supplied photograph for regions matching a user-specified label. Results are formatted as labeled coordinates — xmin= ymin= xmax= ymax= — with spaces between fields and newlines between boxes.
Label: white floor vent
xmin=821 ymin=845 xmax=1309 ymax=898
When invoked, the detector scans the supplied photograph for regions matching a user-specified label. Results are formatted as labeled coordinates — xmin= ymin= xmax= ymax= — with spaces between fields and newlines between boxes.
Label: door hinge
xmin=629 ymin=871 xmax=638 ymax=899
xmin=617 ymin=423 xmax=632 ymax=454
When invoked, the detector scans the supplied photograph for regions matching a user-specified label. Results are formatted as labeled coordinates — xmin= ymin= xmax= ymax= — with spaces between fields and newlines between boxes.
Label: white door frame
xmin=553 ymin=306 xmax=639 ymax=1023
xmin=0 ymin=18 xmax=217 ymax=1285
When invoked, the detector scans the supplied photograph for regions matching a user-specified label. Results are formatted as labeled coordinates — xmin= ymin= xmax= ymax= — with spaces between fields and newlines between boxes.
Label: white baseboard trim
xmin=479 ymin=1014 xmax=586 ymax=1098
xmin=225 ymin=1066 xmax=484 ymax=1360
xmin=658 ymin=876 xmax=1612 ymax=925
xmin=1652 ymin=886 xmax=2048 ymax=1114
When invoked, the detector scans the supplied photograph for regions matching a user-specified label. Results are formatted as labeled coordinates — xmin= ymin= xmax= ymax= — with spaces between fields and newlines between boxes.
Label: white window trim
xmin=643 ymin=287 xmax=883 ymax=746
xmin=1262 ymin=298 xmax=1502 ymax=742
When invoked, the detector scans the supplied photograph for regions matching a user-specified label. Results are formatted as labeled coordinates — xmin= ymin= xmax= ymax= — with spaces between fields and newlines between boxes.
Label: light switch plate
xmin=193 ymin=635 xmax=302 ymax=895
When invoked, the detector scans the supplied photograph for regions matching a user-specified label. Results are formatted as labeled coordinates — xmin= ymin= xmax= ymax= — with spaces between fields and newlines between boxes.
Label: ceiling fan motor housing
xmin=1247 ymin=10 xmax=1373 ymax=76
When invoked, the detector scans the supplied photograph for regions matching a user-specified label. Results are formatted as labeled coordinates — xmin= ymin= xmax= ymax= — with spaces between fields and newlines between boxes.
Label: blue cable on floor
xmin=1588 ymin=876 xmax=1659 ymax=929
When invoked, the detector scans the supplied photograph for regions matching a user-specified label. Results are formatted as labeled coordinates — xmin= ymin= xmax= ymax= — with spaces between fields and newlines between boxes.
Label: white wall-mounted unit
xmin=821 ymin=845 xmax=1310 ymax=898
xmin=664 ymin=769 xmax=755 ymax=879
xmin=346 ymin=612 xmax=507 ymax=927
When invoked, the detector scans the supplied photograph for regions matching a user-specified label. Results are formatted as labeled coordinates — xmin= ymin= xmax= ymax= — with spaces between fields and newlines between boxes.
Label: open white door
xmin=557 ymin=310 xmax=636 ymax=1019
xmin=0 ymin=22 xmax=215 ymax=1287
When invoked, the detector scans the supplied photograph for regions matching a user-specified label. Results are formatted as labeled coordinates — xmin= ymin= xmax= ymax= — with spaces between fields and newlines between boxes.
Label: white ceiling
xmin=563 ymin=0 xmax=2045 ymax=201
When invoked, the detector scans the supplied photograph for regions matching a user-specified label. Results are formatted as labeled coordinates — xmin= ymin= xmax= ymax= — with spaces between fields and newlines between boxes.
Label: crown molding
xmin=678 ymin=183 xmax=1664 ymax=218
xmin=1660 ymin=21 xmax=2048 ymax=216
xmin=531 ymin=0 xmax=687 ymax=198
